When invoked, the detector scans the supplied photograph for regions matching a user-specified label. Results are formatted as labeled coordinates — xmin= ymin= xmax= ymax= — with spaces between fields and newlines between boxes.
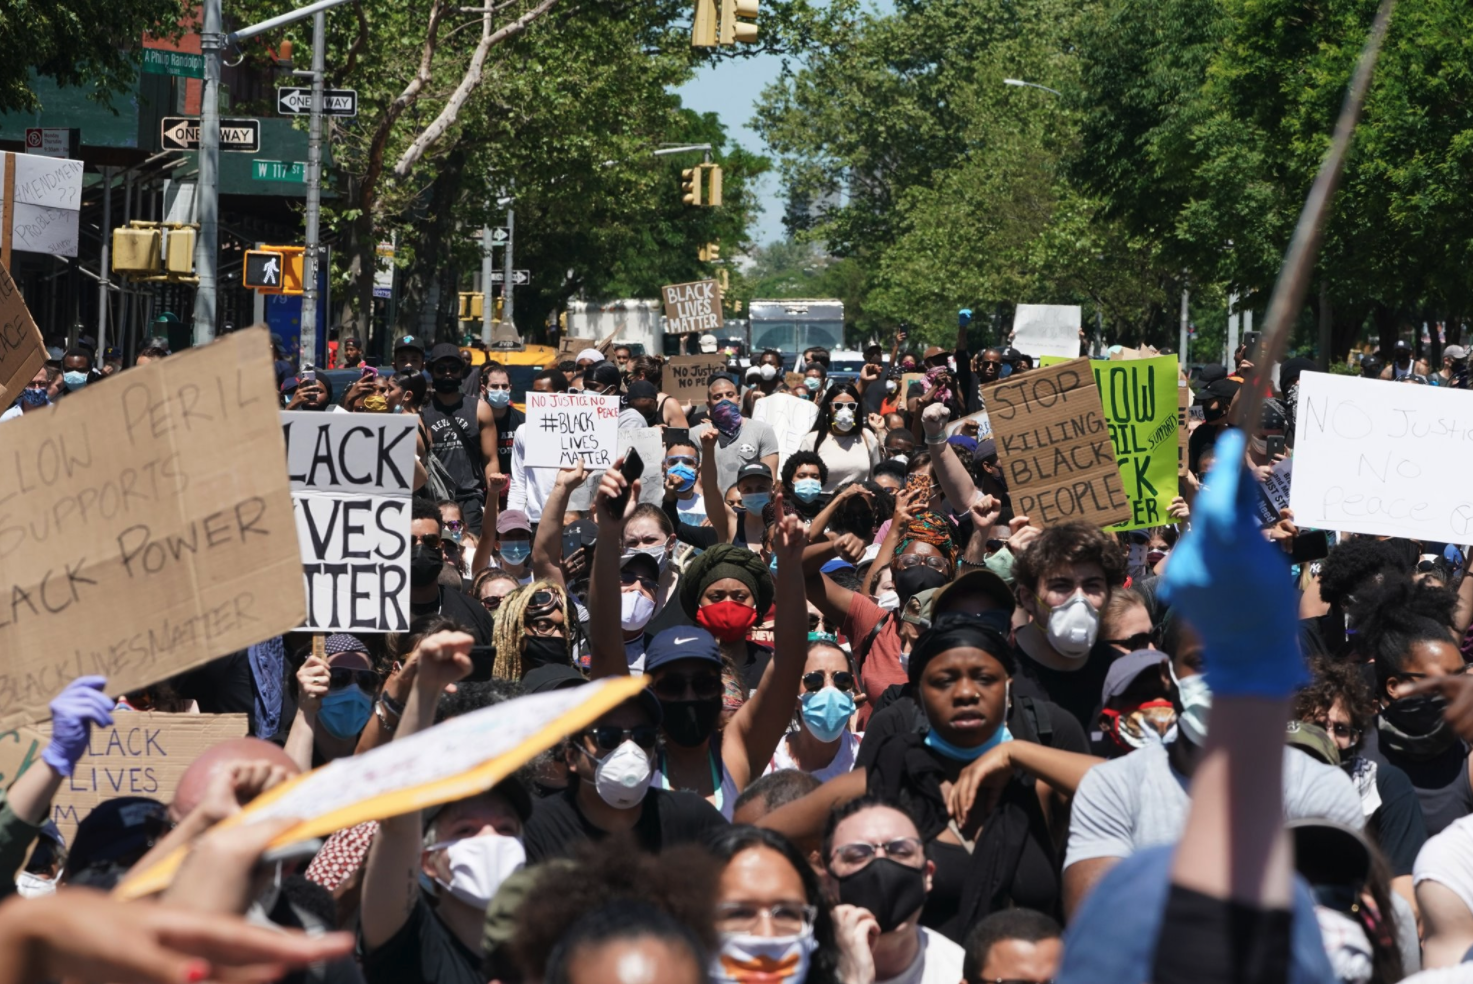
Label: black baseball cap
xmin=63 ymin=797 xmax=169 ymax=889
xmin=522 ymin=663 xmax=588 ymax=695
xmin=395 ymin=335 xmax=425 ymax=353
xmin=429 ymin=342 xmax=465 ymax=365
xmin=736 ymin=462 xmax=773 ymax=484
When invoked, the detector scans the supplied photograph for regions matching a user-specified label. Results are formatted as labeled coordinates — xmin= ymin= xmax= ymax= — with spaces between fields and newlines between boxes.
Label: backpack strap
xmin=854 ymin=611 xmax=892 ymax=674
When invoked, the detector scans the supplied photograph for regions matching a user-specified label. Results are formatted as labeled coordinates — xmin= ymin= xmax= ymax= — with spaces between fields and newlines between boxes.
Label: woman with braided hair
xmin=491 ymin=579 xmax=577 ymax=680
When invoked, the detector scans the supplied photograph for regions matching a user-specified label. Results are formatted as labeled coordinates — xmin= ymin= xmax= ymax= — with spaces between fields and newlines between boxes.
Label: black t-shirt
xmin=1361 ymin=723 xmax=1473 ymax=836
xmin=522 ymin=784 xmax=727 ymax=863
xmin=170 ymin=651 xmax=257 ymax=720
xmin=1011 ymin=640 xmax=1118 ymax=737
xmin=362 ymin=894 xmax=480 ymax=984
xmin=1368 ymin=758 xmax=1429 ymax=877
xmin=411 ymin=586 xmax=497 ymax=648
xmin=492 ymin=406 xmax=525 ymax=479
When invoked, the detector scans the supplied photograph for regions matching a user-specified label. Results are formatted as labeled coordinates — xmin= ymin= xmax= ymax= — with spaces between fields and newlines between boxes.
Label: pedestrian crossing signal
xmin=244 ymin=246 xmax=305 ymax=294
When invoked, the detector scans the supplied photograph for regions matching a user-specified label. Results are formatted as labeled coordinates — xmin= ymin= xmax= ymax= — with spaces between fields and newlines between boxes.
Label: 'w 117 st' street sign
xmin=276 ymin=87 xmax=358 ymax=117
xmin=160 ymin=117 xmax=261 ymax=152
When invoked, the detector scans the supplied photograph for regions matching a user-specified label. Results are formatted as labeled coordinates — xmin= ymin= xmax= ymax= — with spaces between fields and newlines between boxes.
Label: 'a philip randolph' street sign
xmin=141 ymin=49 xmax=205 ymax=79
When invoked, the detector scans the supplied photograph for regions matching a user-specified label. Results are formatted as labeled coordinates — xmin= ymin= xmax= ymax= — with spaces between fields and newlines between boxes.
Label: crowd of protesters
xmin=3 ymin=314 xmax=1473 ymax=984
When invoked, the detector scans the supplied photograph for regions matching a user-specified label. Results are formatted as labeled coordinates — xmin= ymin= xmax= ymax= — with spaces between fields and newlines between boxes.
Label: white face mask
xmin=712 ymin=930 xmax=815 ymax=984
xmin=875 ymin=589 xmax=900 ymax=611
xmin=885 ymin=379 xmax=898 ymax=393
xmin=427 ymin=832 xmax=526 ymax=908
xmin=15 ymin=871 xmax=56 ymax=898
xmin=832 ymin=406 xmax=857 ymax=433
xmin=759 ymin=364 xmax=777 ymax=381
xmin=1314 ymin=905 xmax=1373 ymax=984
xmin=1170 ymin=663 xmax=1212 ymax=746
xmin=625 ymin=544 xmax=669 ymax=573
xmin=591 ymin=739 xmax=654 ymax=809
xmin=621 ymin=591 xmax=656 ymax=632
xmin=1042 ymin=589 xmax=1099 ymax=658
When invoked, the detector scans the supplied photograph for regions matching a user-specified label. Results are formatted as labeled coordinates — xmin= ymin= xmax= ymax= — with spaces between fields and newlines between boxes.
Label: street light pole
xmin=1002 ymin=78 xmax=1063 ymax=96
xmin=501 ymin=193 xmax=515 ymax=331
xmin=298 ymin=9 xmax=326 ymax=366
xmin=191 ymin=0 xmax=224 ymax=346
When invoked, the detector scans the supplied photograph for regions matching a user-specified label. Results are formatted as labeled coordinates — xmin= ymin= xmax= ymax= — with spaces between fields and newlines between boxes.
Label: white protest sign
xmin=524 ymin=392 xmax=620 ymax=468
xmin=10 ymin=202 xmax=79 ymax=257
xmin=10 ymin=154 xmax=84 ymax=210
xmin=1290 ymin=372 xmax=1473 ymax=542
xmin=566 ymin=427 xmax=665 ymax=512
xmin=753 ymin=392 xmax=819 ymax=469
xmin=282 ymin=412 xmax=417 ymax=632
xmin=1255 ymin=456 xmax=1293 ymax=526
xmin=947 ymin=410 xmax=993 ymax=439
xmin=1012 ymin=304 xmax=1082 ymax=360
xmin=118 ymin=675 xmax=649 ymax=898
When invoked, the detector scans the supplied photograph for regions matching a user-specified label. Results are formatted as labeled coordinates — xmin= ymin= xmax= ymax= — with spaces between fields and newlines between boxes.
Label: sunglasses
xmin=802 ymin=670 xmax=854 ymax=693
xmin=443 ymin=519 xmax=465 ymax=532
xmin=1105 ymin=632 xmax=1155 ymax=652
xmin=653 ymin=672 xmax=724 ymax=700
xmin=412 ymin=533 xmax=442 ymax=550
xmin=1322 ymin=720 xmax=1363 ymax=741
xmin=665 ymin=455 xmax=697 ymax=467
xmin=480 ymin=593 xmax=507 ymax=612
xmin=1416 ymin=559 xmax=1444 ymax=574
xmin=985 ymin=538 xmax=1009 ymax=553
xmin=584 ymin=725 xmax=660 ymax=751
xmin=620 ymin=569 xmax=659 ymax=593
xmin=807 ymin=613 xmax=839 ymax=634
xmin=329 ymin=668 xmax=379 ymax=691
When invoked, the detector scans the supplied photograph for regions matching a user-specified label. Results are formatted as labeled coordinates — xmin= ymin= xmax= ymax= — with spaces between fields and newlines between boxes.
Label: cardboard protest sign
xmin=1256 ymin=457 xmax=1293 ymax=526
xmin=0 ymin=328 xmax=303 ymax=732
xmin=1290 ymin=372 xmax=1473 ymax=542
xmin=900 ymin=372 xmax=928 ymax=401
xmin=1092 ymin=356 xmax=1181 ymax=531
xmin=1178 ymin=385 xmax=1191 ymax=476
xmin=666 ymin=354 xmax=727 ymax=402
xmin=0 ymin=261 xmax=47 ymax=407
xmin=0 ymin=725 xmax=45 ymax=789
xmin=1012 ymin=304 xmax=1083 ymax=359
xmin=661 ymin=280 xmax=723 ymax=335
xmin=783 ymin=372 xmax=805 ymax=392
xmin=565 ymin=427 xmax=666 ymax=512
xmin=753 ymin=392 xmax=819 ymax=469
xmin=523 ymin=392 xmax=621 ymax=468
xmin=947 ymin=410 xmax=993 ymax=440
xmin=282 ymin=413 xmax=417 ymax=632
xmin=983 ymin=358 xmax=1130 ymax=528
xmin=119 ymin=676 xmax=648 ymax=898
xmin=557 ymin=336 xmax=596 ymax=358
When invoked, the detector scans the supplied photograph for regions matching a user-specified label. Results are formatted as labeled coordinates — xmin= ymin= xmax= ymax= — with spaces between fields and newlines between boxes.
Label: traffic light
xmin=112 ymin=227 xmax=161 ymax=276
xmin=164 ymin=227 xmax=195 ymax=275
xmin=691 ymin=0 xmax=718 ymax=46
xmin=681 ymin=167 xmax=702 ymax=206
xmin=720 ymin=0 xmax=758 ymax=44
xmin=704 ymin=163 xmax=723 ymax=206
xmin=458 ymin=292 xmax=484 ymax=321
xmin=698 ymin=242 xmax=721 ymax=262
xmin=244 ymin=245 xmax=304 ymax=294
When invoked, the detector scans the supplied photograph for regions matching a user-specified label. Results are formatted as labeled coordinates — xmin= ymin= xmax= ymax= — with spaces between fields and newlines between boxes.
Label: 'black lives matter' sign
xmin=983 ymin=358 xmax=1131 ymax=529
xmin=282 ymin=413 xmax=417 ymax=632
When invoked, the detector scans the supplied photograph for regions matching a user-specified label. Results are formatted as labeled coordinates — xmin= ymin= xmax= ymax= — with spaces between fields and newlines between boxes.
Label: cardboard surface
xmin=752 ymin=392 xmax=819 ymax=470
xmin=900 ymin=372 xmax=928 ymax=401
xmin=523 ymin=392 xmax=621 ymax=468
xmin=1177 ymin=386 xmax=1191 ymax=476
xmin=282 ymin=413 xmax=417 ymax=632
xmin=0 ymin=261 xmax=47 ymax=407
xmin=1289 ymin=371 xmax=1473 ymax=541
xmin=557 ymin=337 xmax=596 ymax=357
xmin=119 ymin=676 xmax=648 ymax=898
xmin=0 ymin=328 xmax=304 ymax=731
xmin=661 ymin=280 xmax=723 ymax=335
xmin=983 ymin=358 xmax=1130 ymax=528
xmin=1093 ymin=356 xmax=1181 ymax=531
xmin=1012 ymin=304 xmax=1083 ymax=359
xmin=666 ymin=354 xmax=728 ymax=402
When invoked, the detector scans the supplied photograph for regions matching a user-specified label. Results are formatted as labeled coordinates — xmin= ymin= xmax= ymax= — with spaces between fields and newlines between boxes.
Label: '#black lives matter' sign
xmin=282 ymin=413 xmax=418 ymax=632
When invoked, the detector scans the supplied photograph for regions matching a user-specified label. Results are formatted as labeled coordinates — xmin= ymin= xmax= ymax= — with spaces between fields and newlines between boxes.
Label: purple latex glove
xmin=42 ymin=676 xmax=114 ymax=776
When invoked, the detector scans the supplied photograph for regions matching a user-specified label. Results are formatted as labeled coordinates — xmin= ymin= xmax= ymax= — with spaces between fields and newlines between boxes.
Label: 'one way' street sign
xmin=489 ymin=227 xmax=510 ymax=248
xmin=160 ymin=117 xmax=260 ymax=152
xmin=489 ymin=270 xmax=531 ymax=285
xmin=276 ymin=87 xmax=358 ymax=117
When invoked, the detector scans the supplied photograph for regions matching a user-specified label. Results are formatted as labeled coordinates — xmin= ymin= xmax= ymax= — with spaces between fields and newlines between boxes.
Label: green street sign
xmin=141 ymin=48 xmax=205 ymax=79
xmin=252 ymin=160 xmax=308 ymax=183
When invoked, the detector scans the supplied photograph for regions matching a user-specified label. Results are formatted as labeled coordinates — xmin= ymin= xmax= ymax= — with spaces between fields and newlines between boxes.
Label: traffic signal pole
xmin=298 ymin=9 xmax=326 ymax=366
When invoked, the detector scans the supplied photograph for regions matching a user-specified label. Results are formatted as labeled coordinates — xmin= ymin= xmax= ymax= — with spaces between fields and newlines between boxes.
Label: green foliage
xmin=0 ymin=0 xmax=189 ymax=114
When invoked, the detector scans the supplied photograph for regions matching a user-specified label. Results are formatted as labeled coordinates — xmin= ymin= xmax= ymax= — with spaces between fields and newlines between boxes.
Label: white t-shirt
xmin=1064 ymin=743 xmax=1364 ymax=870
xmin=675 ymin=492 xmax=708 ymax=528
xmin=766 ymin=730 xmax=862 ymax=782
xmin=798 ymin=429 xmax=881 ymax=492
xmin=1414 ymin=813 xmax=1473 ymax=915
xmin=875 ymin=927 xmax=965 ymax=984
xmin=506 ymin=424 xmax=560 ymax=522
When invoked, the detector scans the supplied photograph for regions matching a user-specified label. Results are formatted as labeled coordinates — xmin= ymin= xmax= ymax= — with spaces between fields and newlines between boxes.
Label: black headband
xmin=907 ymin=619 xmax=1016 ymax=687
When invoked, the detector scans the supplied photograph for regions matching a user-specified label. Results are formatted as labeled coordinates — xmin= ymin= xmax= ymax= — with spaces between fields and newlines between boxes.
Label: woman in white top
xmin=768 ymin=638 xmax=863 ymax=782
xmin=799 ymin=383 xmax=882 ymax=492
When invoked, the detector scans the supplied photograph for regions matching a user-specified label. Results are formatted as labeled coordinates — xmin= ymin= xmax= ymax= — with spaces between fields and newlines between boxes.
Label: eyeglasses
xmin=443 ymin=519 xmax=465 ymax=532
xmin=665 ymin=455 xmax=697 ymax=467
xmin=802 ymin=670 xmax=854 ymax=693
xmin=329 ymin=668 xmax=379 ymax=692
xmin=620 ymin=569 xmax=659 ymax=593
xmin=894 ymin=554 xmax=949 ymax=573
xmin=1105 ymin=632 xmax=1155 ymax=652
xmin=1322 ymin=721 xmax=1363 ymax=741
xmin=652 ymin=672 xmax=724 ymax=700
xmin=411 ymin=533 xmax=442 ymax=550
xmin=584 ymin=725 xmax=659 ymax=751
xmin=831 ymin=837 xmax=924 ymax=869
xmin=714 ymin=902 xmax=817 ymax=936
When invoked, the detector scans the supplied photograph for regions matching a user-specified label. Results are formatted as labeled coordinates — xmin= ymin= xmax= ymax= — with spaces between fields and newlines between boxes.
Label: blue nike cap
xmin=644 ymin=626 xmax=722 ymax=672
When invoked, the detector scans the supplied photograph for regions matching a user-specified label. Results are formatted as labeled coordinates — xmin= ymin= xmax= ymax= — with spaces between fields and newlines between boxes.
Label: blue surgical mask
xmin=924 ymin=723 xmax=1012 ymax=762
xmin=800 ymin=687 xmax=855 ymax=743
xmin=804 ymin=377 xmax=821 ymax=391
xmin=318 ymin=687 xmax=374 ymax=740
xmin=793 ymin=478 xmax=822 ymax=502
xmin=63 ymin=371 xmax=88 ymax=391
xmin=486 ymin=388 xmax=512 ymax=408
xmin=741 ymin=492 xmax=771 ymax=513
xmin=669 ymin=462 xmax=697 ymax=493
xmin=500 ymin=541 xmax=531 ymax=565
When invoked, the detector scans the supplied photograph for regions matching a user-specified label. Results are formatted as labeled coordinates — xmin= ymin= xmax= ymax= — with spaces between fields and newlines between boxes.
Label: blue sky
xmin=676 ymin=53 xmax=788 ymax=246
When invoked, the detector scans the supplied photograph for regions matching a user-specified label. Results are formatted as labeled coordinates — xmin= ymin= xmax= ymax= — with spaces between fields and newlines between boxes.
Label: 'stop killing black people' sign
xmin=282 ymin=412 xmax=417 ymax=633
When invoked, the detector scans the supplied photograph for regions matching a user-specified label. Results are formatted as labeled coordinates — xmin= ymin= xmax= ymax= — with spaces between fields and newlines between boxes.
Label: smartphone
xmin=1291 ymin=530 xmax=1330 ymax=563
xmin=360 ymin=365 xmax=378 ymax=381
xmin=608 ymin=448 xmax=644 ymax=517
xmin=1242 ymin=330 xmax=1262 ymax=354
xmin=467 ymin=644 xmax=496 ymax=682
xmin=1265 ymin=435 xmax=1286 ymax=458
xmin=904 ymin=472 xmax=933 ymax=499
xmin=301 ymin=369 xmax=317 ymax=384
xmin=664 ymin=428 xmax=690 ymax=450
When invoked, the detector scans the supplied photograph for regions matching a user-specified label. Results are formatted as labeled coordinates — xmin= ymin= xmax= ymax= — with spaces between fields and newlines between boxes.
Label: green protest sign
xmin=1040 ymin=354 xmax=1181 ymax=530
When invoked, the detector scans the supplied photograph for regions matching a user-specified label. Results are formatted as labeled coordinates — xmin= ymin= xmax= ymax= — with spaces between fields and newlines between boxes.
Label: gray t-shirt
xmin=689 ymin=418 xmax=778 ymax=493
xmin=1064 ymin=743 xmax=1364 ymax=870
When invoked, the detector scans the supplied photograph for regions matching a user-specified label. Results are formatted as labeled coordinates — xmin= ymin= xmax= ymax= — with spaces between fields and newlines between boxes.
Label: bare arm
xmin=697 ymin=428 xmax=734 ymax=542
xmin=587 ymin=462 xmax=640 ymax=680
xmin=361 ymin=632 xmax=474 ymax=951
xmin=531 ymin=464 xmax=586 ymax=586
xmin=758 ymin=768 xmax=868 ymax=843
xmin=862 ymin=487 xmax=921 ymax=596
xmin=479 ymin=400 xmax=500 ymax=480
xmin=1420 ymin=880 xmax=1473 ymax=969
xmin=1455 ymin=554 xmax=1473 ymax=634
xmin=283 ymin=654 xmax=330 ymax=773
xmin=662 ymin=393 xmax=690 ymax=429
xmin=920 ymin=403 xmax=977 ymax=512
xmin=1064 ymin=857 xmax=1118 ymax=921
xmin=413 ymin=427 xmax=427 ymax=492
xmin=803 ymin=539 xmax=854 ymax=625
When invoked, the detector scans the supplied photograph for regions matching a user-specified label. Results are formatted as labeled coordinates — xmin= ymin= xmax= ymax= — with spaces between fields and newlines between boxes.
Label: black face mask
xmin=432 ymin=375 xmax=461 ymax=393
xmin=660 ymin=697 xmax=722 ymax=748
xmin=1202 ymin=401 xmax=1228 ymax=422
xmin=833 ymin=857 xmax=927 ymax=933
xmin=409 ymin=544 xmax=443 ymax=587
xmin=1380 ymin=694 xmax=1458 ymax=760
xmin=894 ymin=566 xmax=949 ymax=608
xmin=522 ymin=635 xmax=570 ymax=672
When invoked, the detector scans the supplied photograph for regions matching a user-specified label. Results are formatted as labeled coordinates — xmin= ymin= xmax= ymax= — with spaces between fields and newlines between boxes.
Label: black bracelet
xmin=379 ymin=691 xmax=406 ymax=717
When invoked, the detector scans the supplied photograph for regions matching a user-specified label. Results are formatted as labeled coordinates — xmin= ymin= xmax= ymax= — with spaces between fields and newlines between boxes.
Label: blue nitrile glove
xmin=42 ymin=676 xmax=114 ymax=776
xmin=1158 ymin=429 xmax=1304 ymax=698
xmin=958 ymin=308 xmax=973 ymax=328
